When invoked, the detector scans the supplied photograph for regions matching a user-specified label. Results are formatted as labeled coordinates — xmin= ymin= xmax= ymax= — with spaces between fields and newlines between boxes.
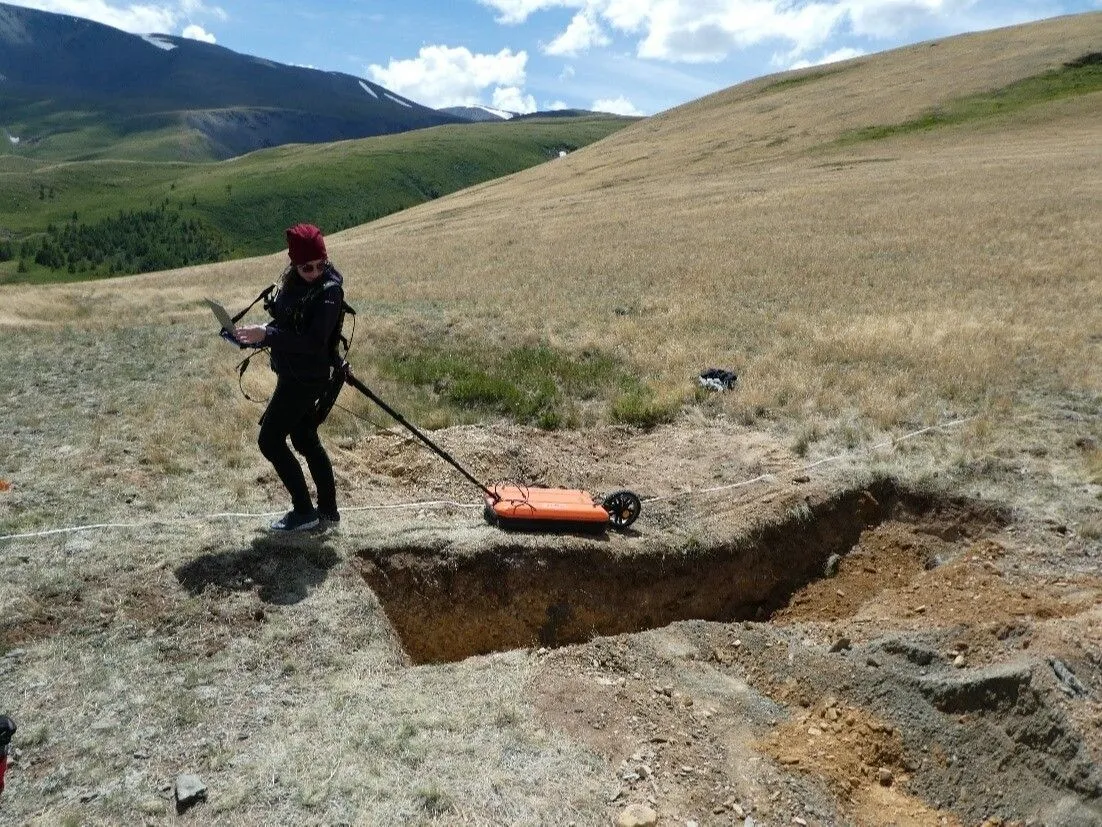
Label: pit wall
xmin=357 ymin=482 xmax=1003 ymax=664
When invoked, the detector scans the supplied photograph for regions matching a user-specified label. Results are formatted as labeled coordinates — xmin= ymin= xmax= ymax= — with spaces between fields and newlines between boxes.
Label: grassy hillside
xmin=0 ymin=101 xmax=207 ymax=162
xmin=1 ymin=15 xmax=1101 ymax=825
xmin=0 ymin=115 xmax=634 ymax=284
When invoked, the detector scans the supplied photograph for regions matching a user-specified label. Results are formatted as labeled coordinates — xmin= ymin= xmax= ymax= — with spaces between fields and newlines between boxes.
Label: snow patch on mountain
xmin=384 ymin=92 xmax=412 ymax=108
xmin=358 ymin=80 xmax=378 ymax=98
xmin=438 ymin=105 xmax=515 ymax=122
xmin=141 ymin=34 xmax=176 ymax=51
xmin=476 ymin=106 xmax=514 ymax=120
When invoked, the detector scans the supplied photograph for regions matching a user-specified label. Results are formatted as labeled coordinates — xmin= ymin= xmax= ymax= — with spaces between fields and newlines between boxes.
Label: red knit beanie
xmin=286 ymin=223 xmax=327 ymax=265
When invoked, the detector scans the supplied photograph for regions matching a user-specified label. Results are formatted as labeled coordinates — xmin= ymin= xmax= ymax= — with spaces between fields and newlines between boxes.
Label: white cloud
xmin=492 ymin=85 xmax=538 ymax=113
xmin=547 ymin=99 xmax=571 ymax=109
xmin=6 ymin=0 xmax=226 ymax=36
xmin=785 ymin=45 xmax=866 ymax=70
xmin=182 ymin=24 xmax=215 ymax=43
xmin=844 ymin=0 xmax=961 ymax=38
xmin=477 ymin=0 xmax=580 ymax=25
xmin=544 ymin=10 xmax=611 ymax=56
xmin=592 ymin=95 xmax=644 ymax=116
xmin=9 ymin=0 xmax=176 ymax=32
xmin=367 ymin=45 xmax=532 ymax=110
xmin=633 ymin=1 xmax=851 ymax=62
xmin=481 ymin=0 xmax=1044 ymax=63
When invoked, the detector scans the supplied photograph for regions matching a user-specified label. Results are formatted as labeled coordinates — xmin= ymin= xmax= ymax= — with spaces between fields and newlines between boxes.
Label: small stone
xmin=174 ymin=773 xmax=207 ymax=813
xmin=793 ymin=818 xmax=808 ymax=826
xmin=953 ymin=655 xmax=966 ymax=668
xmin=878 ymin=767 xmax=894 ymax=786
xmin=617 ymin=803 xmax=659 ymax=827
xmin=824 ymin=554 xmax=841 ymax=576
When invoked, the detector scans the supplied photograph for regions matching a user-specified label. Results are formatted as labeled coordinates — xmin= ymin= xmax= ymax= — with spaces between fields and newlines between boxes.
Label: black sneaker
xmin=318 ymin=508 xmax=341 ymax=528
xmin=270 ymin=509 xmax=320 ymax=532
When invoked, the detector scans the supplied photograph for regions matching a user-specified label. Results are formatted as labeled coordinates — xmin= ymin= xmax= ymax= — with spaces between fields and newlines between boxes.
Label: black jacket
xmin=264 ymin=266 xmax=344 ymax=382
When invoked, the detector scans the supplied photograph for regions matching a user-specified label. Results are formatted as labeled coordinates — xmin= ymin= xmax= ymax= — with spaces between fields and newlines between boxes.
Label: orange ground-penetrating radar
xmin=335 ymin=368 xmax=643 ymax=533
xmin=485 ymin=485 xmax=641 ymax=531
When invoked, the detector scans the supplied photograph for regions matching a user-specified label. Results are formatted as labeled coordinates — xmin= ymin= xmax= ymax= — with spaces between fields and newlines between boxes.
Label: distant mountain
xmin=0 ymin=2 xmax=463 ymax=160
xmin=440 ymin=105 xmax=514 ymax=122
xmin=440 ymin=106 xmax=615 ymax=123
xmin=512 ymin=109 xmax=607 ymax=120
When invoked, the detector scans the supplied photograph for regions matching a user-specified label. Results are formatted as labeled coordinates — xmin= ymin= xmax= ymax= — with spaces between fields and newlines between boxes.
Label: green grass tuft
xmin=374 ymin=339 xmax=659 ymax=429
xmin=610 ymin=389 xmax=681 ymax=428
xmin=758 ymin=66 xmax=853 ymax=95
xmin=838 ymin=59 xmax=1102 ymax=144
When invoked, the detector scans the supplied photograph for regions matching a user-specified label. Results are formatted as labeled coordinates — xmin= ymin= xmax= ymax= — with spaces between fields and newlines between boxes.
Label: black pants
xmin=258 ymin=375 xmax=336 ymax=514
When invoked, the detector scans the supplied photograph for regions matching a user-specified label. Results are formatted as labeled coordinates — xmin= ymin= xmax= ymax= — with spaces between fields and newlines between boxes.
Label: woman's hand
xmin=234 ymin=324 xmax=268 ymax=345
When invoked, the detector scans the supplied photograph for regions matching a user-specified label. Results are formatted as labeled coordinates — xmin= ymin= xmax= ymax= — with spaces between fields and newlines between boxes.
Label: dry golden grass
xmin=9 ymin=16 xmax=1093 ymax=438
xmin=1 ymin=13 xmax=1100 ymax=825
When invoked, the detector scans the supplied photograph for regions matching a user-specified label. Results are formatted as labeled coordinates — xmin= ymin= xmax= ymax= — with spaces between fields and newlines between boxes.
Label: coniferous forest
xmin=1 ymin=206 xmax=227 ymax=279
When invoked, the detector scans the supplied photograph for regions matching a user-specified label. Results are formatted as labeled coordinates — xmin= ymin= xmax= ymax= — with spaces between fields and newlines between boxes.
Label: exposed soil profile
xmin=356 ymin=481 xmax=1005 ymax=665
xmin=355 ymin=475 xmax=1100 ymax=825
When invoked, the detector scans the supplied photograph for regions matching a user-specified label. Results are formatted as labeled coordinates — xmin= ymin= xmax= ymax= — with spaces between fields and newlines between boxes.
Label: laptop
xmin=205 ymin=297 xmax=260 ymax=349
xmin=204 ymin=298 xmax=237 ymax=335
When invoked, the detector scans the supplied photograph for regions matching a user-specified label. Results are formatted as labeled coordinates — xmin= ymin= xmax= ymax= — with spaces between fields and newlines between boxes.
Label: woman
xmin=235 ymin=223 xmax=343 ymax=531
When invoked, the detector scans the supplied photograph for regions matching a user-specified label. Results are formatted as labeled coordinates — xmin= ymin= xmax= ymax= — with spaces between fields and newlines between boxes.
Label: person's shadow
xmin=175 ymin=535 xmax=340 ymax=605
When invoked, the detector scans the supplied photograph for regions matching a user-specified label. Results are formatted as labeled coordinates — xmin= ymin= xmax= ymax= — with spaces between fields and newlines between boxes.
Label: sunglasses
xmin=297 ymin=261 xmax=326 ymax=274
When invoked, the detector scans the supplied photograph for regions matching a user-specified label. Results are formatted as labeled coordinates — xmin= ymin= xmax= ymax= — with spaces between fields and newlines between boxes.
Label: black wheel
xmin=483 ymin=503 xmax=498 ymax=526
xmin=603 ymin=490 xmax=641 ymax=530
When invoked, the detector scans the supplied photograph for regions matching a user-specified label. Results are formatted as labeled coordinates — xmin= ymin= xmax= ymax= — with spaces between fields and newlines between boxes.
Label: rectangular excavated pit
xmin=356 ymin=481 xmax=1004 ymax=664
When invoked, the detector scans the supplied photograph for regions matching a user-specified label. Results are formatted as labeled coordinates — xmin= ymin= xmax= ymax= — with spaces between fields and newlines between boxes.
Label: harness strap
xmin=231 ymin=277 xmax=357 ymax=419
xmin=231 ymin=284 xmax=275 ymax=324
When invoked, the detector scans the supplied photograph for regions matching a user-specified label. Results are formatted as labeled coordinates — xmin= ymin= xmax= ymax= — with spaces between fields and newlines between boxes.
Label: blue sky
xmin=8 ymin=1 xmax=1102 ymax=115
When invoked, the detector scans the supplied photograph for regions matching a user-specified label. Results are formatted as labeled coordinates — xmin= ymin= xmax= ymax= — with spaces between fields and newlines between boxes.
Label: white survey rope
xmin=642 ymin=416 xmax=975 ymax=504
xmin=0 ymin=417 xmax=974 ymax=541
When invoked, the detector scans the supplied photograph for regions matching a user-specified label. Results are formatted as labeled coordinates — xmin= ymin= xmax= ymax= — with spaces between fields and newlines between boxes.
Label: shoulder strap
xmin=231 ymin=284 xmax=275 ymax=324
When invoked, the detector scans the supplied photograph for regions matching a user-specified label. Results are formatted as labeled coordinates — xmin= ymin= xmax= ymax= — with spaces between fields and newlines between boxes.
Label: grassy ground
xmin=1 ymin=12 xmax=1100 ymax=825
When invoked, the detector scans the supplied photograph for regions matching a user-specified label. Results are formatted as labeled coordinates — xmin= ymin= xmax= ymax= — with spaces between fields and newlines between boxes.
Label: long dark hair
xmin=279 ymin=260 xmax=332 ymax=291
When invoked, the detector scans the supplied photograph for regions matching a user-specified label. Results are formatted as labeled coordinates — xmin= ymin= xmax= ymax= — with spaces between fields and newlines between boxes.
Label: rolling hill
xmin=0 ymin=114 xmax=635 ymax=283
xmin=0 ymin=12 xmax=1100 ymax=827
